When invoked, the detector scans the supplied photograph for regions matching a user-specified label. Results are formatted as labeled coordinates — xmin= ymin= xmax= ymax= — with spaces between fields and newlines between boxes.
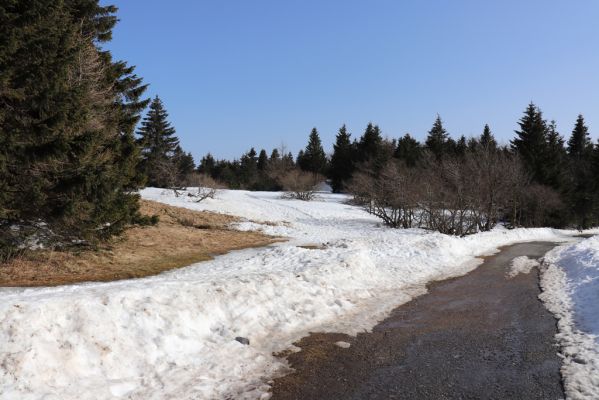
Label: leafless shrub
xmin=349 ymin=149 xmax=537 ymax=236
xmin=348 ymin=162 xmax=420 ymax=228
xmin=184 ymin=173 xmax=222 ymax=202
xmin=277 ymin=169 xmax=322 ymax=201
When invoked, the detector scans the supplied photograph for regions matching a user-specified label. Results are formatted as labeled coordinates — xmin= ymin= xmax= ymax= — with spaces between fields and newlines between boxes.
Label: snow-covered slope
xmin=0 ymin=189 xmax=580 ymax=399
xmin=540 ymin=236 xmax=599 ymax=399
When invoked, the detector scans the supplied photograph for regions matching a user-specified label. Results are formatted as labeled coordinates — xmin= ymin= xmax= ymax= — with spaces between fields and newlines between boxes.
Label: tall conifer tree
xmin=425 ymin=115 xmax=450 ymax=160
xmin=567 ymin=115 xmax=594 ymax=228
xmin=394 ymin=134 xmax=421 ymax=167
xmin=0 ymin=0 xmax=148 ymax=243
xmin=137 ymin=96 xmax=180 ymax=187
xmin=298 ymin=128 xmax=327 ymax=175
xmin=329 ymin=125 xmax=354 ymax=192
xmin=511 ymin=103 xmax=548 ymax=184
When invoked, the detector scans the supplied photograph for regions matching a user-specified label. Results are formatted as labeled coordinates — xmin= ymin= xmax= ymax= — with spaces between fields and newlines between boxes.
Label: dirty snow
xmin=507 ymin=256 xmax=540 ymax=278
xmin=540 ymin=236 xmax=599 ymax=399
xmin=0 ymin=188 xmax=582 ymax=399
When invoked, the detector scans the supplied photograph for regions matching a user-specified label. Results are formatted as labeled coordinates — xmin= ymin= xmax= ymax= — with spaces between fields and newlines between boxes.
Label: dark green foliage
xmin=511 ymin=103 xmax=549 ymax=184
xmin=454 ymin=135 xmax=468 ymax=158
xmin=425 ymin=115 xmax=451 ymax=160
xmin=394 ymin=134 xmax=421 ymax=167
xmin=198 ymin=153 xmax=216 ymax=176
xmin=298 ymin=128 xmax=327 ymax=175
xmin=544 ymin=121 xmax=567 ymax=190
xmin=270 ymin=148 xmax=280 ymax=161
xmin=173 ymin=145 xmax=196 ymax=179
xmin=356 ymin=123 xmax=383 ymax=163
xmin=0 ymin=0 xmax=148 ymax=246
xmin=136 ymin=96 xmax=180 ymax=187
xmin=257 ymin=149 xmax=269 ymax=171
xmin=329 ymin=125 xmax=354 ymax=192
xmin=566 ymin=115 xmax=595 ymax=228
xmin=480 ymin=124 xmax=497 ymax=150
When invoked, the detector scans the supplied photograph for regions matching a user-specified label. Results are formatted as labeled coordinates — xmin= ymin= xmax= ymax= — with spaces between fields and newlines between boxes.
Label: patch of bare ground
xmin=0 ymin=200 xmax=281 ymax=287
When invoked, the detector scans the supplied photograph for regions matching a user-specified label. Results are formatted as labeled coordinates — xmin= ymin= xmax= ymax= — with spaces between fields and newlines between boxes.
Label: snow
xmin=540 ymin=236 xmax=599 ymax=399
xmin=0 ymin=188 xmax=583 ymax=399
xmin=335 ymin=341 xmax=351 ymax=349
xmin=507 ymin=256 xmax=540 ymax=278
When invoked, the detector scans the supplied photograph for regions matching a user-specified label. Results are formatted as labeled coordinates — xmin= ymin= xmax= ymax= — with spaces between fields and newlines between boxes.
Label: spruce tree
xmin=0 ymin=0 xmax=148 ymax=244
xmin=329 ymin=125 xmax=354 ymax=192
xmin=511 ymin=103 xmax=549 ymax=184
xmin=567 ymin=115 xmax=593 ymax=159
xmin=356 ymin=123 xmax=383 ymax=163
xmin=257 ymin=149 xmax=269 ymax=171
xmin=425 ymin=115 xmax=450 ymax=160
xmin=455 ymin=135 xmax=468 ymax=157
xmin=173 ymin=146 xmax=195 ymax=180
xmin=394 ymin=134 xmax=421 ymax=167
xmin=270 ymin=148 xmax=281 ymax=162
xmin=566 ymin=115 xmax=594 ymax=228
xmin=298 ymin=128 xmax=327 ymax=175
xmin=544 ymin=121 xmax=567 ymax=190
xmin=137 ymin=96 xmax=180 ymax=187
xmin=198 ymin=153 xmax=216 ymax=176
xmin=480 ymin=124 xmax=498 ymax=150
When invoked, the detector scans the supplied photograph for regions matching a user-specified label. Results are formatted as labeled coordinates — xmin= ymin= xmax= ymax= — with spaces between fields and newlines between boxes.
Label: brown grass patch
xmin=0 ymin=200 xmax=281 ymax=287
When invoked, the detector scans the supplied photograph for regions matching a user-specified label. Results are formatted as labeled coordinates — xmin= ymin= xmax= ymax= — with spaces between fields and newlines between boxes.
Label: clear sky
xmin=104 ymin=0 xmax=599 ymax=161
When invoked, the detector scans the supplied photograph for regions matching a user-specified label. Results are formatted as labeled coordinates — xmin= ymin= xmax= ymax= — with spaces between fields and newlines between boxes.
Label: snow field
xmin=0 ymin=188 xmax=581 ymax=399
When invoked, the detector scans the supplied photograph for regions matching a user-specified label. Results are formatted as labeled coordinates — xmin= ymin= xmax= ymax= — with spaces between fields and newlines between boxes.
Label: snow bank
xmin=540 ymin=236 xmax=599 ymax=399
xmin=0 ymin=188 xmax=579 ymax=399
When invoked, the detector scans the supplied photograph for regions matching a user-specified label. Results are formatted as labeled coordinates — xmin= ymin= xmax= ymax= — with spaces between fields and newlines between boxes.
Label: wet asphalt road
xmin=270 ymin=242 xmax=564 ymax=400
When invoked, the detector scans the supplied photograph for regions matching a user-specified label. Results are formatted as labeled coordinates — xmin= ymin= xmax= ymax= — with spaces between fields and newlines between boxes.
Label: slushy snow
xmin=507 ymin=256 xmax=540 ymax=278
xmin=0 ymin=188 xmax=583 ymax=399
xmin=540 ymin=236 xmax=599 ymax=399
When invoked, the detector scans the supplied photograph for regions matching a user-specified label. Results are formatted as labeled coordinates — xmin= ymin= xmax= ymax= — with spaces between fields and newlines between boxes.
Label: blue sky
xmin=104 ymin=0 xmax=599 ymax=160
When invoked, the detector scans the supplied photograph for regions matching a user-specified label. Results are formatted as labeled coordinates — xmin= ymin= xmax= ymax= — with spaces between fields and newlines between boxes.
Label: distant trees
xmin=127 ymin=97 xmax=599 ymax=232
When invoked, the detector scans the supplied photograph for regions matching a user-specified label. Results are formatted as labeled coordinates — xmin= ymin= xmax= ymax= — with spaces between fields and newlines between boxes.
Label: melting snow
xmin=507 ymin=256 xmax=540 ymax=278
xmin=0 ymin=188 xmax=585 ymax=399
xmin=540 ymin=236 xmax=599 ymax=399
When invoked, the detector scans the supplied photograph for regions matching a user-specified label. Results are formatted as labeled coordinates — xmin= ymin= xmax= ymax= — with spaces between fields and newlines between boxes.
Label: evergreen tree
xmin=544 ymin=121 xmax=567 ymax=190
xmin=257 ymin=149 xmax=269 ymax=171
xmin=511 ymin=103 xmax=549 ymax=184
xmin=566 ymin=115 xmax=594 ymax=228
xmin=270 ymin=148 xmax=281 ymax=162
xmin=425 ymin=115 xmax=450 ymax=160
xmin=0 ymin=0 xmax=148 ymax=243
xmin=567 ymin=115 xmax=593 ymax=160
xmin=173 ymin=146 xmax=195 ymax=180
xmin=329 ymin=124 xmax=354 ymax=192
xmin=394 ymin=134 xmax=421 ymax=167
xmin=455 ymin=135 xmax=468 ymax=157
xmin=298 ymin=128 xmax=327 ymax=175
xmin=480 ymin=124 xmax=497 ymax=150
xmin=137 ymin=96 xmax=180 ymax=187
xmin=198 ymin=153 xmax=216 ymax=176
xmin=356 ymin=123 xmax=383 ymax=163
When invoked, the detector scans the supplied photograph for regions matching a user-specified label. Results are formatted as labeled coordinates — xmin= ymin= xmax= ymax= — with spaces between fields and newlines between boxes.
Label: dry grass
xmin=0 ymin=200 xmax=281 ymax=287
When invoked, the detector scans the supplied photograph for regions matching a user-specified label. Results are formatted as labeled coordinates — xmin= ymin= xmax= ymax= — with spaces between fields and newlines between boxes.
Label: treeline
xmin=196 ymin=104 xmax=599 ymax=231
